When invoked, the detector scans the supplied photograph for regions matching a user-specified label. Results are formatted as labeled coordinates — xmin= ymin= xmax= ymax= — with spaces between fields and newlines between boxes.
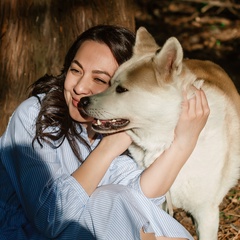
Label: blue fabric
xmin=0 ymin=95 xmax=193 ymax=239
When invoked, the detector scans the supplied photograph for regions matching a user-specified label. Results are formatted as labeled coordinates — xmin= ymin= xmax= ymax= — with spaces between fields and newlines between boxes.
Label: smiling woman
xmin=0 ymin=0 xmax=136 ymax=136
xmin=64 ymin=40 xmax=118 ymax=125
xmin=0 ymin=24 xmax=208 ymax=240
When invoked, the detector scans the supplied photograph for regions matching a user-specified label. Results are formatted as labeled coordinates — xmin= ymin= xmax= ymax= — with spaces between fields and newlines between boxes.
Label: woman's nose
xmin=73 ymin=75 xmax=92 ymax=95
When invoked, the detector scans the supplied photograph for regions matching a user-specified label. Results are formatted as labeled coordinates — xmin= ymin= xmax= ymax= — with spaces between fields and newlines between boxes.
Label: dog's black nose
xmin=79 ymin=96 xmax=90 ymax=108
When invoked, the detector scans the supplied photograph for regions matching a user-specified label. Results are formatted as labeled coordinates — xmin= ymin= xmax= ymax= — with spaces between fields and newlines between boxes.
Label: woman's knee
xmin=140 ymin=228 xmax=156 ymax=240
xmin=140 ymin=229 xmax=188 ymax=240
xmin=156 ymin=238 xmax=188 ymax=240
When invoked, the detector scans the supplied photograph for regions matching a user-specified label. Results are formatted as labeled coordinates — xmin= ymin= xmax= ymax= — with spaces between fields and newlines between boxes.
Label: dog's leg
xmin=193 ymin=205 xmax=219 ymax=240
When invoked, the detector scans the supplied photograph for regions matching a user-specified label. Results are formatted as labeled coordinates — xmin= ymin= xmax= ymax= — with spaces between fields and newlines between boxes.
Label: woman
xmin=0 ymin=25 xmax=209 ymax=240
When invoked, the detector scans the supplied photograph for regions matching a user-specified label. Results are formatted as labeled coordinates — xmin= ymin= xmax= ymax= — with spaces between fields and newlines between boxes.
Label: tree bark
xmin=0 ymin=0 xmax=136 ymax=134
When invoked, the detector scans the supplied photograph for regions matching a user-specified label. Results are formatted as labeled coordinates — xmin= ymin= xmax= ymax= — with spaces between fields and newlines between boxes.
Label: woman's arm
xmin=140 ymin=88 xmax=210 ymax=198
xmin=72 ymin=88 xmax=209 ymax=199
xmin=1 ymin=97 xmax=90 ymax=237
xmin=72 ymin=131 xmax=132 ymax=195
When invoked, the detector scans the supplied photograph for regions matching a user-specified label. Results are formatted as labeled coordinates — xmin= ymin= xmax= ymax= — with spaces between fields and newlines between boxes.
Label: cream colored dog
xmin=79 ymin=27 xmax=240 ymax=240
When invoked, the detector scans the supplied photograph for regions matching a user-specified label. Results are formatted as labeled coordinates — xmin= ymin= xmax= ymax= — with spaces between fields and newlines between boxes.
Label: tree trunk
xmin=0 ymin=0 xmax=136 ymax=135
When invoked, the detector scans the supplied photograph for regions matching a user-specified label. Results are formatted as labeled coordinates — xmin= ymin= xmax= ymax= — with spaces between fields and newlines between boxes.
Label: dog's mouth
xmin=92 ymin=118 xmax=130 ymax=131
xmin=79 ymin=107 xmax=130 ymax=132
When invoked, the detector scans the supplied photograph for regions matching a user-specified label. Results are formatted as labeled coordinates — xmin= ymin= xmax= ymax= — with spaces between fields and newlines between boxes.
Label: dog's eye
xmin=116 ymin=86 xmax=128 ymax=93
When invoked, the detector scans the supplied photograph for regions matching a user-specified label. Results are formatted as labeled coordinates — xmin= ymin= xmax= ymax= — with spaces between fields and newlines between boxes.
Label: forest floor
xmin=135 ymin=1 xmax=240 ymax=239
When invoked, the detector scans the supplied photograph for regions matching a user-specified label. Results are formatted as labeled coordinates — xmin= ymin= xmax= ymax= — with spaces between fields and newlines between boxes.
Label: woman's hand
xmin=174 ymin=87 xmax=210 ymax=150
xmin=72 ymin=131 xmax=132 ymax=196
xmin=100 ymin=131 xmax=132 ymax=159
xmin=140 ymin=87 xmax=210 ymax=198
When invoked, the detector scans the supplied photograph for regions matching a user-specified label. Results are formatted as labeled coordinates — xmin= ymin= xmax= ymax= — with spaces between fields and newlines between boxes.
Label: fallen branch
xmin=179 ymin=0 xmax=240 ymax=15
xmin=180 ymin=0 xmax=240 ymax=9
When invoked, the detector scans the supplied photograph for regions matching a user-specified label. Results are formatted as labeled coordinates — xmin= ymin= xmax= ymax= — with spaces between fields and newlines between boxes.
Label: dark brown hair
xmin=28 ymin=25 xmax=135 ymax=162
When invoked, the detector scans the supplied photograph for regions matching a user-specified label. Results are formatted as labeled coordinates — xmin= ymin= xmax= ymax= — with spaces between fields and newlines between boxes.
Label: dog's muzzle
xmin=78 ymin=96 xmax=130 ymax=132
xmin=77 ymin=96 xmax=92 ymax=118
xmin=78 ymin=96 xmax=90 ymax=108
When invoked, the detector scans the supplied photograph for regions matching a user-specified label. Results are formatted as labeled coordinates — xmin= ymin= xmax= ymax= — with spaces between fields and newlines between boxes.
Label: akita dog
xmin=79 ymin=27 xmax=240 ymax=240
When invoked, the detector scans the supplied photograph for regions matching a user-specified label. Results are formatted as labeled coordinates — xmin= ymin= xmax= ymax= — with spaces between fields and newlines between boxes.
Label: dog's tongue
xmin=92 ymin=118 xmax=129 ymax=131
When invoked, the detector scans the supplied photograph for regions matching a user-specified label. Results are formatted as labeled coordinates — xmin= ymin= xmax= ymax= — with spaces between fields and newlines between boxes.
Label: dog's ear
xmin=153 ymin=37 xmax=183 ymax=82
xmin=134 ymin=27 xmax=159 ymax=55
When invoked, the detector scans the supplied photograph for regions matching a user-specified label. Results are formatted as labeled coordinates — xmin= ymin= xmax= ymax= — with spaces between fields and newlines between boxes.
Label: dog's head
xmin=78 ymin=27 xmax=198 ymax=134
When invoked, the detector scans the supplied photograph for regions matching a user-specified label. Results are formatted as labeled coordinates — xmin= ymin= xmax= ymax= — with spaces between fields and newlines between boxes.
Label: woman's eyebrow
xmin=93 ymin=70 xmax=111 ymax=78
xmin=72 ymin=60 xmax=111 ymax=78
xmin=72 ymin=60 xmax=83 ymax=68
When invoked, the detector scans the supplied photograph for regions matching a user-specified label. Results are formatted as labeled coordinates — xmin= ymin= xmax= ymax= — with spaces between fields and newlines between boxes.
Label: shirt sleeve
xmin=1 ymin=97 xmax=89 ymax=238
xmin=100 ymin=153 xmax=166 ymax=206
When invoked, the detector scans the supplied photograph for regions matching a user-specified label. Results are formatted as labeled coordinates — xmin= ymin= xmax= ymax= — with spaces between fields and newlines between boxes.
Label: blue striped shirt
xmin=0 ymin=95 xmax=193 ymax=239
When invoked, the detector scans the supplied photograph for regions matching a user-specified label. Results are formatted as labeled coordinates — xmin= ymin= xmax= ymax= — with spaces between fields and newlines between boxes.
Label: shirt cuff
xmin=129 ymin=174 xmax=166 ymax=206
xmin=67 ymin=175 xmax=90 ymax=204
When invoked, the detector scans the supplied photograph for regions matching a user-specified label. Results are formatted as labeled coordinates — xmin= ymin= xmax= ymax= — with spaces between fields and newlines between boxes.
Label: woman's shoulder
xmin=1 ymin=94 xmax=45 ymax=142
xmin=16 ymin=94 xmax=44 ymax=114
xmin=11 ymin=94 xmax=44 ymax=124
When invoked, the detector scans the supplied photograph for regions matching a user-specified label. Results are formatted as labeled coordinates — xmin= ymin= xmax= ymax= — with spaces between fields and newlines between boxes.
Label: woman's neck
xmin=83 ymin=123 xmax=97 ymax=144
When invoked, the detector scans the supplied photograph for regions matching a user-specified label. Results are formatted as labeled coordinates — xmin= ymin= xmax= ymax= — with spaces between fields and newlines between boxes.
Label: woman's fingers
xmin=186 ymin=87 xmax=210 ymax=120
xmin=200 ymin=89 xmax=210 ymax=116
xmin=175 ymin=87 xmax=210 ymax=146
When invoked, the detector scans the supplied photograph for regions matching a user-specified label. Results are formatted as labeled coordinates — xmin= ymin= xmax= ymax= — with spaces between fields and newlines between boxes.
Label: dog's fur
xmin=80 ymin=27 xmax=240 ymax=240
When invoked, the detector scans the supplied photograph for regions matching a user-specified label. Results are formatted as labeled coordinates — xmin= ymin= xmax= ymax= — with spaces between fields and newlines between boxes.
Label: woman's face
xmin=64 ymin=40 xmax=119 ymax=124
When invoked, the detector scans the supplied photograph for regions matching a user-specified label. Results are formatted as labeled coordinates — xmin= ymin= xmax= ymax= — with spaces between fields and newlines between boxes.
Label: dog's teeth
xmin=111 ymin=119 xmax=116 ymax=122
xmin=97 ymin=119 xmax=102 ymax=125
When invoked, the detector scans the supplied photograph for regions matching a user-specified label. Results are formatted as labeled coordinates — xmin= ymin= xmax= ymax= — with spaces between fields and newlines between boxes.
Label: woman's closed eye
xmin=94 ymin=78 xmax=109 ymax=85
xmin=70 ymin=68 xmax=82 ymax=74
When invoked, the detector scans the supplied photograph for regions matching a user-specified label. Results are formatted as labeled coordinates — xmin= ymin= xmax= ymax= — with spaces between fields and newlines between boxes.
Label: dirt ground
xmin=135 ymin=1 xmax=240 ymax=239
xmin=174 ymin=181 xmax=240 ymax=239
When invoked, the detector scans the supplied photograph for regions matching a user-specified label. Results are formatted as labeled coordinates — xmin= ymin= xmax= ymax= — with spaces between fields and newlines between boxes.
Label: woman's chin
xmin=70 ymin=108 xmax=93 ymax=123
